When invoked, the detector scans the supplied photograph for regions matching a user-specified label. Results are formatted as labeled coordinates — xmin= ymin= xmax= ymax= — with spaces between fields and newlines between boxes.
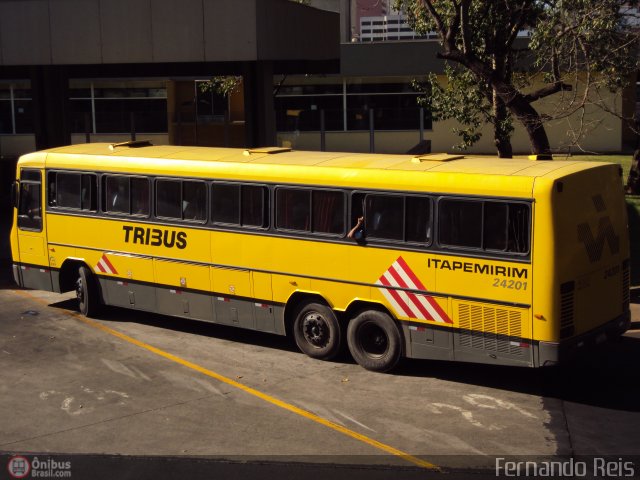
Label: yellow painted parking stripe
xmin=16 ymin=290 xmax=439 ymax=471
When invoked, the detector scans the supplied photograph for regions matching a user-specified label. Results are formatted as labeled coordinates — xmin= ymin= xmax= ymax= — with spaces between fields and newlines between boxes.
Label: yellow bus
xmin=10 ymin=142 xmax=630 ymax=372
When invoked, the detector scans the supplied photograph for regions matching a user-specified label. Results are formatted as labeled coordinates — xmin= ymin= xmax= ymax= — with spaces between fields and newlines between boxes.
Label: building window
xmin=70 ymin=80 xmax=168 ymax=134
xmin=195 ymin=80 xmax=228 ymax=123
xmin=0 ymin=82 xmax=33 ymax=134
xmin=274 ymin=77 xmax=431 ymax=133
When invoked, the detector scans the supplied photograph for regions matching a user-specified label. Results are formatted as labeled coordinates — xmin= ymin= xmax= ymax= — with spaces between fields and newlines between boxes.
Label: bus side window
xmin=56 ymin=172 xmax=81 ymax=209
xmin=406 ymin=196 xmax=432 ymax=244
xmin=439 ymin=199 xmax=482 ymax=248
xmin=365 ymin=194 xmax=403 ymax=241
xmin=507 ymin=203 xmax=530 ymax=253
xmin=312 ymin=190 xmax=344 ymax=235
xmin=241 ymin=185 xmax=267 ymax=228
xmin=276 ymin=188 xmax=310 ymax=232
xmin=105 ymin=176 xmax=131 ymax=214
xmin=130 ymin=177 xmax=150 ymax=216
xmin=156 ymin=179 xmax=181 ymax=219
xmin=80 ymin=174 xmax=97 ymax=211
xmin=182 ymin=181 xmax=206 ymax=221
xmin=212 ymin=183 xmax=240 ymax=225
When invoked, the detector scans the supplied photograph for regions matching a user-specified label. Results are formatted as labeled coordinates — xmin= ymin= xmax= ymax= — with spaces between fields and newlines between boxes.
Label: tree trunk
xmin=493 ymin=90 xmax=513 ymax=158
xmin=440 ymin=51 xmax=553 ymax=155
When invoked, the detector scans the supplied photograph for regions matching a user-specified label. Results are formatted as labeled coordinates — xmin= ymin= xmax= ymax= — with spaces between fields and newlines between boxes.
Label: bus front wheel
xmin=347 ymin=310 xmax=401 ymax=372
xmin=76 ymin=266 xmax=100 ymax=317
xmin=293 ymin=302 xmax=342 ymax=360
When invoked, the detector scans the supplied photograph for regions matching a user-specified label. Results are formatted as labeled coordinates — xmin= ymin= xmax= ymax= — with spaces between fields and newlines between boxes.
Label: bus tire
xmin=293 ymin=302 xmax=342 ymax=360
xmin=76 ymin=265 xmax=100 ymax=317
xmin=347 ymin=310 xmax=401 ymax=372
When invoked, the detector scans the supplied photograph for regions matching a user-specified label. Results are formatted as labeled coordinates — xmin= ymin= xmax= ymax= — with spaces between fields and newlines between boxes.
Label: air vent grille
xmin=458 ymin=303 xmax=523 ymax=355
xmin=560 ymin=281 xmax=575 ymax=339
xmin=623 ymin=260 xmax=630 ymax=312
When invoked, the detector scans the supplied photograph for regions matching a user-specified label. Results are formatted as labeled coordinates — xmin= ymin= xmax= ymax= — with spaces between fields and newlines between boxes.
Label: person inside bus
xmin=348 ymin=216 xmax=365 ymax=241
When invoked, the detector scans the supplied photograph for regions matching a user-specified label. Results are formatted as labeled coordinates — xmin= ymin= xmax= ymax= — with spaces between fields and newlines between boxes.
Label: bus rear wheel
xmin=347 ymin=310 xmax=401 ymax=372
xmin=293 ymin=302 xmax=342 ymax=360
xmin=76 ymin=265 xmax=100 ymax=317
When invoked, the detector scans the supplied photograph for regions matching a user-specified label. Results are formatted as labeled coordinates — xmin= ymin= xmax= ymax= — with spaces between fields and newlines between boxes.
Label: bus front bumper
xmin=536 ymin=312 xmax=631 ymax=367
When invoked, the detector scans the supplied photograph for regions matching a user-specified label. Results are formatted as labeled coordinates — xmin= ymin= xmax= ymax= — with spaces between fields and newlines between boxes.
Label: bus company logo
xmin=96 ymin=253 xmax=118 ymax=275
xmin=7 ymin=455 xmax=30 ymax=478
xmin=376 ymin=256 xmax=452 ymax=324
xmin=577 ymin=216 xmax=620 ymax=263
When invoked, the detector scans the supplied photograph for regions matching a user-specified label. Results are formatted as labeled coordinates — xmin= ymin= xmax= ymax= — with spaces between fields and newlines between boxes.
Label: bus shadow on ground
xmin=49 ymin=296 xmax=640 ymax=413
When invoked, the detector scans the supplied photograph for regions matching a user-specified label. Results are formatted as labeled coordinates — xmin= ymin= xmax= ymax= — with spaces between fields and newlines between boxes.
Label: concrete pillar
xmin=31 ymin=66 xmax=71 ymax=150
xmin=243 ymin=61 xmax=276 ymax=148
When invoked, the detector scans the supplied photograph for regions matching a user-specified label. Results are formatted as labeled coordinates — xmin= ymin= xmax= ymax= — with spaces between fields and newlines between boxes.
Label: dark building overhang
xmin=0 ymin=0 xmax=339 ymax=67
xmin=340 ymin=41 xmax=446 ymax=77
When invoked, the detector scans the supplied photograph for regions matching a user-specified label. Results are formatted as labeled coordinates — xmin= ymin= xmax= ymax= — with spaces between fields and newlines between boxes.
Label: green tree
xmin=397 ymin=0 xmax=639 ymax=156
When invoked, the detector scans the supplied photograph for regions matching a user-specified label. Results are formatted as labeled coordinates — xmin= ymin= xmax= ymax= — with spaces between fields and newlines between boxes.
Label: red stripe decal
xmin=101 ymin=255 xmax=117 ymax=274
xmin=395 ymin=256 xmax=426 ymax=290
xmin=378 ymin=275 xmax=414 ymax=318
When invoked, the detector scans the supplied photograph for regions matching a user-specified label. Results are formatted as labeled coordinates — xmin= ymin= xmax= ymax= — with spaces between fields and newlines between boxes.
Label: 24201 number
xmin=492 ymin=279 xmax=528 ymax=290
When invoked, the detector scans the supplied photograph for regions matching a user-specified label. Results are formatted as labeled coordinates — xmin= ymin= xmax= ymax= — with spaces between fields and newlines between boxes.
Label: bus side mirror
xmin=11 ymin=181 xmax=18 ymax=208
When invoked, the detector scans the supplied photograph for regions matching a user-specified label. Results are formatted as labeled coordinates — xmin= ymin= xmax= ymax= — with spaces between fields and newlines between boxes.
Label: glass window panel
xmin=105 ymin=176 xmax=130 ymax=214
xmin=130 ymin=177 xmax=149 ymax=216
xmin=507 ymin=203 xmax=530 ymax=253
xmin=95 ymin=98 xmax=167 ymax=133
xmin=406 ymin=196 xmax=431 ymax=243
xmin=156 ymin=179 xmax=181 ymax=218
xmin=81 ymin=174 xmax=97 ymax=211
xmin=312 ymin=190 xmax=344 ymax=235
xmin=0 ymin=101 xmax=11 ymax=134
xmin=484 ymin=202 xmax=508 ymax=250
xmin=241 ymin=186 xmax=266 ymax=227
xmin=70 ymin=100 xmax=92 ymax=133
xmin=439 ymin=199 xmax=482 ymax=248
xmin=183 ymin=181 xmax=206 ymax=221
xmin=14 ymin=100 xmax=33 ymax=133
xmin=212 ymin=184 xmax=240 ymax=224
xmin=274 ymin=95 xmax=343 ymax=132
xmin=276 ymin=189 xmax=310 ymax=231
xmin=18 ymin=182 xmax=42 ymax=230
xmin=365 ymin=195 xmax=403 ymax=241
xmin=56 ymin=173 xmax=81 ymax=209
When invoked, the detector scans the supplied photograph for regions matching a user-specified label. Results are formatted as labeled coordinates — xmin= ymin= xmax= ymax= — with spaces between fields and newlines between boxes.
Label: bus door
xmin=15 ymin=169 xmax=52 ymax=290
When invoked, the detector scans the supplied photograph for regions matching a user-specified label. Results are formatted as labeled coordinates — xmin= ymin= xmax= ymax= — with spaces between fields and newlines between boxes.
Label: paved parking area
xmin=1 ymin=271 xmax=639 ymax=478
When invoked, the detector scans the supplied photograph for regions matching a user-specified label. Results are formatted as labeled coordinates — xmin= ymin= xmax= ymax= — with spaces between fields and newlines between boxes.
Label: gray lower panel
xmin=19 ymin=265 xmax=53 ymax=291
xmin=403 ymin=324 xmax=533 ymax=367
xmin=157 ymin=288 xmax=214 ymax=322
xmin=97 ymin=277 xmax=286 ymax=336
xmin=213 ymin=296 xmax=255 ymax=330
xmin=403 ymin=324 xmax=454 ymax=361
xmin=453 ymin=329 xmax=533 ymax=367
xmin=103 ymin=279 xmax=157 ymax=312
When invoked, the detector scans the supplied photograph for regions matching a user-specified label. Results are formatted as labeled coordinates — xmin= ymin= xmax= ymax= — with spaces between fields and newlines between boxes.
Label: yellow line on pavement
xmin=16 ymin=290 xmax=439 ymax=470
